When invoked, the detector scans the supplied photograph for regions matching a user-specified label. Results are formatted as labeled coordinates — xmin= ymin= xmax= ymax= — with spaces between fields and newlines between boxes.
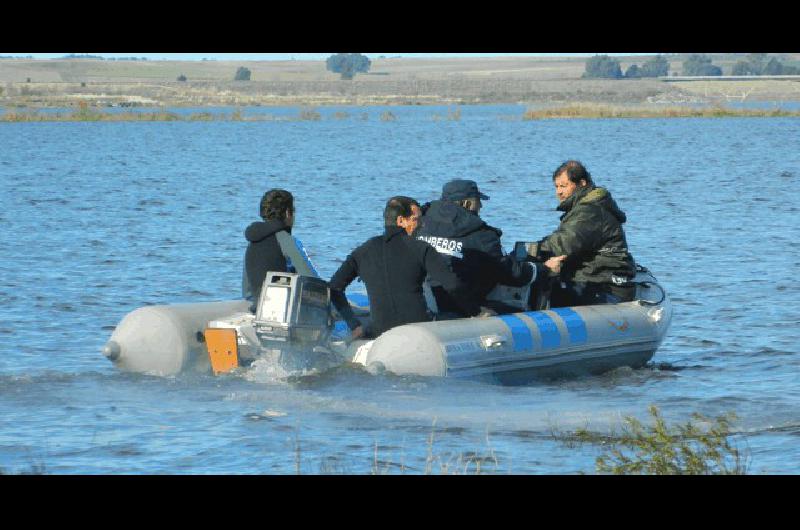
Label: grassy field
xmin=669 ymin=79 xmax=800 ymax=102
xmin=2 ymin=54 xmax=799 ymax=108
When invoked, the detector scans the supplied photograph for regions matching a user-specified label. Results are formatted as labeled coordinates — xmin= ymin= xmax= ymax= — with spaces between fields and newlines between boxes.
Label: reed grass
xmin=6 ymin=102 xmax=797 ymax=123
xmin=0 ymin=106 xmax=333 ymax=123
xmin=1 ymin=109 xmax=184 ymax=122
xmin=298 ymin=108 xmax=321 ymax=121
xmin=522 ymin=103 xmax=800 ymax=120
xmin=552 ymin=405 xmax=749 ymax=475
xmin=291 ymin=418 xmax=503 ymax=475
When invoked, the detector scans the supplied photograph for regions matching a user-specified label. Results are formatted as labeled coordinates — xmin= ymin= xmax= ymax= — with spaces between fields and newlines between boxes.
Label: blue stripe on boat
xmin=524 ymin=311 xmax=561 ymax=349
xmin=550 ymin=307 xmax=588 ymax=344
xmin=498 ymin=314 xmax=533 ymax=352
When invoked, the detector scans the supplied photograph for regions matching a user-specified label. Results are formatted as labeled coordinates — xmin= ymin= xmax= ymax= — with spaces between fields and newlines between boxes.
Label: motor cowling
xmin=254 ymin=271 xmax=332 ymax=346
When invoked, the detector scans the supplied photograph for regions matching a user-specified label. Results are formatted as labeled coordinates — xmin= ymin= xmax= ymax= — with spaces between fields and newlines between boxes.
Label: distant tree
xmin=731 ymin=55 xmax=795 ymax=76
xmin=624 ymin=64 xmax=641 ymax=78
xmin=61 ymin=54 xmax=105 ymax=60
xmin=747 ymin=53 xmax=768 ymax=72
xmin=763 ymin=58 xmax=784 ymax=75
xmin=177 ymin=74 xmax=187 ymax=82
xmin=783 ymin=64 xmax=800 ymax=75
xmin=326 ymin=53 xmax=371 ymax=80
xmin=234 ymin=67 xmax=251 ymax=81
xmin=583 ymin=55 xmax=623 ymax=79
xmin=682 ymin=54 xmax=722 ymax=76
xmin=731 ymin=61 xmax=757 ymax=76
xmin=640 ymin=55 xmax=670 ymax=77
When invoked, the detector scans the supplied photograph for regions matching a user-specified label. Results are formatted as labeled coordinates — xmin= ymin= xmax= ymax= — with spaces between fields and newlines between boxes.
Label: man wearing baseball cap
xmin=415 ymin=179 xmax=533 ymax=316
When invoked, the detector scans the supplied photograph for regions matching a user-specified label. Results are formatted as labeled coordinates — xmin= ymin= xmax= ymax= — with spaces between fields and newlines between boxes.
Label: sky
xmin=0 ymin=53 xmax=654 ymax=61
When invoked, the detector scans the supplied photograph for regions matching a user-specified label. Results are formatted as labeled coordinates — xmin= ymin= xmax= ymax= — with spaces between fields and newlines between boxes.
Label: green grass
xmin=553 ymin=405 xmax=749 ymax=475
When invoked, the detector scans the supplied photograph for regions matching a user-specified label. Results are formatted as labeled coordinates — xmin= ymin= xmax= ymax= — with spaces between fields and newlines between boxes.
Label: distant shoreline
xmin=2 ymin=56 xmax=800 ymax=109
xmin=3 ymin=104 xmax=799 ymax=122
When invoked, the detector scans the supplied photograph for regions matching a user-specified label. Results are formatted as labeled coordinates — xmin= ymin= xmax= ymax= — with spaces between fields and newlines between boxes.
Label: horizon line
xmin=0 ymin=52 xmax=666 ymax=62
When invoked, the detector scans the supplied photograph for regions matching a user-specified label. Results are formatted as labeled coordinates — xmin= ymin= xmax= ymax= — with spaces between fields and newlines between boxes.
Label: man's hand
xmin=544 ymin=255 xmax=567 ymax=274
xmin=475 ymin=306 xmax=498 ymax=318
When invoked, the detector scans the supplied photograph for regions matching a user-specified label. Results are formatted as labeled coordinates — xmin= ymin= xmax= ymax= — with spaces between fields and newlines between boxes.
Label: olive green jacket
xmin=540 ymin=186 xmax=636 ymax=284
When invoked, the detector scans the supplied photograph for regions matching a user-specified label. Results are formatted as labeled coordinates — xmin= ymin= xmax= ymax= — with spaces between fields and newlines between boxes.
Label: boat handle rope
xmin=634 ymin=281 xmax=666 ymax=306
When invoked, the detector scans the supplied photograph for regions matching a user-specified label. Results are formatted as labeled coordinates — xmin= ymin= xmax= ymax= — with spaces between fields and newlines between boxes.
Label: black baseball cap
xmin=441 ymin=179 xmax=490 ymax=201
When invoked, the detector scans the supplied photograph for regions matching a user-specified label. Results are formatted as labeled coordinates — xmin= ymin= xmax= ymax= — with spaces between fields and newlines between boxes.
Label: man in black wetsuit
xmin=329 ymin=196 xmax=482 ymax=339
xmin=242 ymin=189 xmax=295 ymax=308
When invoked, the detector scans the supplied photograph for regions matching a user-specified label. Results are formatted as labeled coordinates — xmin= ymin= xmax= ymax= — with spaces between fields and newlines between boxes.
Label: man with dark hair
xmin=415 ymin=179 xmax=533 ymax=315
xmin=329 ymin=196 xmax=482 ymax=339
xmin=536 ymin=160 xmax=637 ymax=307
xmin=243 ymin=189 xmax=296 ymax=307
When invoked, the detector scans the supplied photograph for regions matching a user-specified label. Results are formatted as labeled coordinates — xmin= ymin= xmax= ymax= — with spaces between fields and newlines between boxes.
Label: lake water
xmin=1 ymin=105 xmax=798 ymax=474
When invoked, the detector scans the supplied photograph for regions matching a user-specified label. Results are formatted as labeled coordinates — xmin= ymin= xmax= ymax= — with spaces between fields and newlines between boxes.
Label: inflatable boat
xmin=101 ymin=256 xmax=671 ymax=384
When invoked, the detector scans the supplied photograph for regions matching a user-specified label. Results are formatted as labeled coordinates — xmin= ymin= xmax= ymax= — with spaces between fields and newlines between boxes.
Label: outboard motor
xmin=254 ymin=271 xmax=332 ymax=347
xmin=205 ymin=271 xmax=334 ymax=375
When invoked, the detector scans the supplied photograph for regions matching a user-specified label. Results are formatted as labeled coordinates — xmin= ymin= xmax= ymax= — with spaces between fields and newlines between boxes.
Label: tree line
xmin=59 ymin=55 xmax=149 ymax=61
xmin=584 ymin=54 xmax=800 ymax=78
xmin=731 ymin=53 xmax=800 ymax=76
xmin=585 ymin=55 xmax=671 ymax=79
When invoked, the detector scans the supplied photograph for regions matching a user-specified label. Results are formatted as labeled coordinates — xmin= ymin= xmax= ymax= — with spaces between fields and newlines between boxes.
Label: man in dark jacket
xmin=537 ymin=160 xmax=637 ymax=307
xmin=243 ymin=189 xmax=295 ymax=308
xmin=415 ymin=179 xmax=533 ymax=315
xmin=329 ymin=196 xmax=482 ymax=339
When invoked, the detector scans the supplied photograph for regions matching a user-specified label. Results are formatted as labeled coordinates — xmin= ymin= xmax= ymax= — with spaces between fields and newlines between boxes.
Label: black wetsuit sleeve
xmin=422 ymin=245 xmax=481 ymax=317
xmin=474 ymin=229 xmax=533 ymax=287
xmin=329 ymin=253 xmax=362 ymax=331
xmin=495 ymin=255 xmax=534 ymax=287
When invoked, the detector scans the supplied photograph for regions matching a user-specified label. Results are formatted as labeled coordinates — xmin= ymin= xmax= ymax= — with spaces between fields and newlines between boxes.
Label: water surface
xmin=1 ymin=105 xmax=798 ymax=474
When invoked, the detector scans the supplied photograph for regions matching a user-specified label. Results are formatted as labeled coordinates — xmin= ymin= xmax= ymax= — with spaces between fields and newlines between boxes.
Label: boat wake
xmin=243 ymin=348 xmax=344 ymax=385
